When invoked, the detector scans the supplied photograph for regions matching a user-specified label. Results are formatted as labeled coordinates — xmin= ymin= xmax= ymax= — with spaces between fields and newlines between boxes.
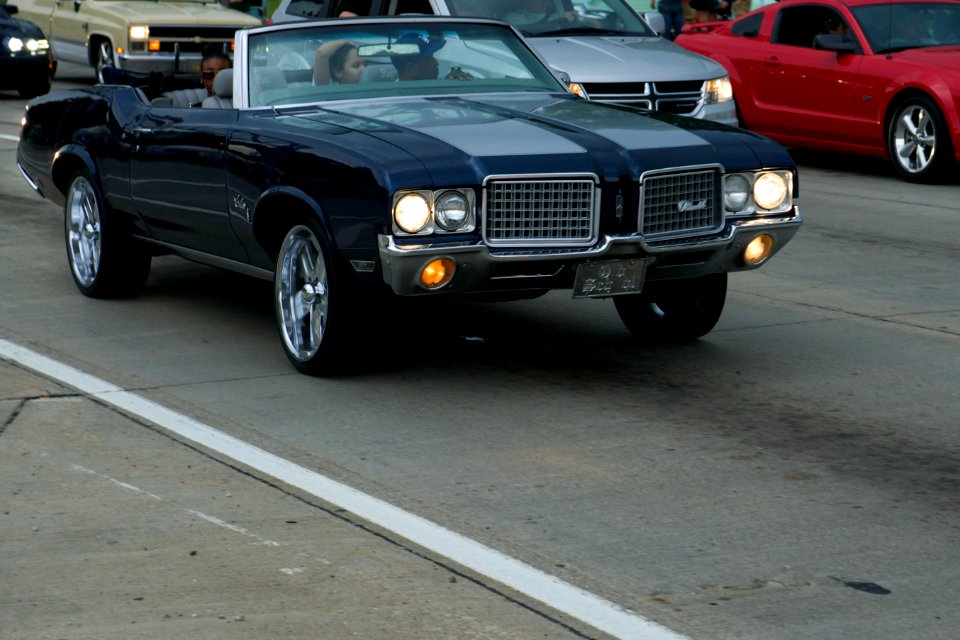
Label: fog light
xmin=743 ymin=234 xmax=775 ymax=265
xmin=420 ymin=257 xmax=456 ymax=289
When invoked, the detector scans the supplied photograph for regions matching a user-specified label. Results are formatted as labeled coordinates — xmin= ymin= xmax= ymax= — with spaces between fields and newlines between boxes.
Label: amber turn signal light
xmin=743 ymin=234 xmax=775 ymax=266
xmin=420 ymin=257 xmax=456 ymax=289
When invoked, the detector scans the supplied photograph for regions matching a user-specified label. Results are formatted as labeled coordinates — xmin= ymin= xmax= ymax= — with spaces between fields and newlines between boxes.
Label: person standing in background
xmin=651 ymin=0 xmax=685 ymax=39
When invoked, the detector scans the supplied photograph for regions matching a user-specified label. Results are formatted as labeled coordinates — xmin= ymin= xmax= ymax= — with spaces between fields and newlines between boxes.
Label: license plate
xmin=573 ymin=259 xmax=647 ymax=298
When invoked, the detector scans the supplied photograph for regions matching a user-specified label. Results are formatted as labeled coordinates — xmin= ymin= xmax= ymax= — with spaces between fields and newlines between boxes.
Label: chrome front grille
xmin=483 ymin=176 xmax=598 ymax=247
xmin=582 ymin=80 xmax=704 ymax=115
xmin=640 ymin=168 xmax=722 ymax=238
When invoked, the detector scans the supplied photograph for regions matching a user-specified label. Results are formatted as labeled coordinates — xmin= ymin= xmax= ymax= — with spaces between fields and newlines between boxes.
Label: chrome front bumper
xmin=378 ymin=209 xmax=802 ymax=296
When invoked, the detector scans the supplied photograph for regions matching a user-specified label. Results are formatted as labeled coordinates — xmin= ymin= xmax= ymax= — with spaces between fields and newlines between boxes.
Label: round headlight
xmin=754 ymin=172 xmax=788 ymax=211
xmin=724 ymin=174 xmax=751 ymax=212
xmin=26 ymin=39 xmax=40 ymax=53
xmin=434 ymin=191 xmax=470 ymax=231
xmin=7 ymin=37 xmax=24 ymax=53
xmin=394 ymin=193 xmax=432 ymax=234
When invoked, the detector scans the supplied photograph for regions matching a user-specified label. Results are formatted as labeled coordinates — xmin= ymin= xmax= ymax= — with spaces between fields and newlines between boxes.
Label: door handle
xmin=763 ymin=56 xmax=780 ymax=68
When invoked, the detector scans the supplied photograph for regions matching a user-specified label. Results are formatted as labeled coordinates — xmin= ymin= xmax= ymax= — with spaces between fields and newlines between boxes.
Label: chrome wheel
xmin=95 ymin=41 xmax=114 ymax=83
xmin=892 ymin=104 xmax=937 ymax=175
xmin=66 ymin=175 xmax=102 ymax=288
xmin=276 ymin=225 xmax=330 ymax=362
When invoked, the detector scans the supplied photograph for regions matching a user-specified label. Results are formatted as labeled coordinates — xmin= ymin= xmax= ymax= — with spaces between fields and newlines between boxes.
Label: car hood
xmin=89 ymin=1 xmax=260 ymax=25
xmin=527 ymin=36 xmax=728 ymax=83
xmin=282 ymin=94 xmax=788 ymax=184
xmin=0 ymin=18 xmax=44 ymax=39
xmin=890 ymin=46 xmax=960 ymax=72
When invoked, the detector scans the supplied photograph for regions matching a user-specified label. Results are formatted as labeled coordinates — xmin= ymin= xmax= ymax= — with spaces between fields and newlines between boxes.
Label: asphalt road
xmin=1 ymin=63 xmax=958 ymax=640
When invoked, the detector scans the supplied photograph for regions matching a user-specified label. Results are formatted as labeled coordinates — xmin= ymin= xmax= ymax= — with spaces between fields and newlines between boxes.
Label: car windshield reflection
xmin=853 ymin=2 xmax=960 ymax=53
xmin=246 ymin=22 xmax=566 ymax=108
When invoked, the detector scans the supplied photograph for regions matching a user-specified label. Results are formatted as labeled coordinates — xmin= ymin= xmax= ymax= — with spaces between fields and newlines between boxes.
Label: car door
xmin=749 ymin=4 xmax=864 ymax=142
xmin=127 ymin=106 xmax=247 ymax=262
xmin=48 ymin=0 xmax=97 ymax=64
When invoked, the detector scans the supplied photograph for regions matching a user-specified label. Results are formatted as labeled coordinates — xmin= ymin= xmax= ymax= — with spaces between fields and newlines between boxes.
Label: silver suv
xmin=269 ymin=0 xmax=737 ymax=125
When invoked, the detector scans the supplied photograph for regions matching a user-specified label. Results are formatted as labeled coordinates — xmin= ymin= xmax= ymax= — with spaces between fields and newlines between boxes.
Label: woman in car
xmin=313 ymin=40 xmax=366 ymax=84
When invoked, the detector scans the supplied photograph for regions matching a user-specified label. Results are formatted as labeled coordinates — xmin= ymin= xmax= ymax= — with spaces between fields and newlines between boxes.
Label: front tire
xmin=64 ymin=172 xmax=151 ymax=298
xmin=94 ymin=40 xmax=115 ymax=83
xmin=887 ymin=96 xmax=953 ymax=182
xmin=274 ymin=222 xmax=353 ymax=375
xmin=614 ymin=273 xmax=727 ymax=343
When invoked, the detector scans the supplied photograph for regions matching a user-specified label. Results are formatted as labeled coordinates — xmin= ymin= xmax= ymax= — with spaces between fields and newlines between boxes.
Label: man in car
xmin=390 ymin=33 xmax=445 ymax=80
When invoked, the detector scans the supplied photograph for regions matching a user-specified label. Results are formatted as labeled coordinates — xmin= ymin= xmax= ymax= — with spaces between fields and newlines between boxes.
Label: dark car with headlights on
xmin=0 ymin=4 xmax=55 ymax=97
xmin=17 ymin=16 xmax=801 ymax=375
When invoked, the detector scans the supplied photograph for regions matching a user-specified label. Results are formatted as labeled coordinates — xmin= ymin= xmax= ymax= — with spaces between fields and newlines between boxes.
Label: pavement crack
xmin=1 ymin=393 xmax=85 ymax=437
xmin=0 ymin=398 xmax=27 ymax=437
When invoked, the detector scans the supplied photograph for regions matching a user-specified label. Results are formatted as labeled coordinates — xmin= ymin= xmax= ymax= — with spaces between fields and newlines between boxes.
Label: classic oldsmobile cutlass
xmin=17 ymin=16 xmax=802 ymax=374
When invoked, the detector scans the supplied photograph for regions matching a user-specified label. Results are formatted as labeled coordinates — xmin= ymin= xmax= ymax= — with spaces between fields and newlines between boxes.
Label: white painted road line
xmin=0 ymin=133 xmax=20 ymax=142
xmin=0 ymin=337 xmax=691 ymax=640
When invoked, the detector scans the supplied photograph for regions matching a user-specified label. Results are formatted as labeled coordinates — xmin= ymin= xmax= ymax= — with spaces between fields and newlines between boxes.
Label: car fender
xmin=49 ymin=144 xmax=99 ymax=205
xmin=879 ymin=73 xmax=960 ymax=160
xmin=250 ymin=184 xmax=335 ymax=263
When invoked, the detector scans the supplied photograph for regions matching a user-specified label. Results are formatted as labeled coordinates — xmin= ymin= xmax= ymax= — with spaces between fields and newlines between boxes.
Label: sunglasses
xmin=201 ymin=70 xmax=218 ymax=80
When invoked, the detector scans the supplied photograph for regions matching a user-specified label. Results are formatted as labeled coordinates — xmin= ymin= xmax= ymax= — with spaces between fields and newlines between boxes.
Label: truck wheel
xmin=274 ymin=221 xmax=354 ymax=375
xmin=614 ymin=273 xmax=727 ymax=343
xmin=95 ymin=40 xmax=115 ymax=83
xmin=64 ymin=172 xmax=151 ymax=298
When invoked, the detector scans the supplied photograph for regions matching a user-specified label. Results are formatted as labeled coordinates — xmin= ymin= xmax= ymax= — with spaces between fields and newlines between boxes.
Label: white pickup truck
xmin=15 ymin=0 xmax=260 ymax=81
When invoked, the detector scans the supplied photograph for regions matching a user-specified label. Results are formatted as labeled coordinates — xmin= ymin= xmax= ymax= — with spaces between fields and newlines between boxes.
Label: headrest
xmin=213 ymin=68 xmax=234 ymax=97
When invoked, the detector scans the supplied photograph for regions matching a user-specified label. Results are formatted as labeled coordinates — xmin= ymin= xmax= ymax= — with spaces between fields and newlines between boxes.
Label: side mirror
xmin=5 ymin=5 xmax=19 ymax=14
xmin=642 ymin=11 xmax=666 ymax=36
xmin=813 ymin=33 xmax=858 ymax=53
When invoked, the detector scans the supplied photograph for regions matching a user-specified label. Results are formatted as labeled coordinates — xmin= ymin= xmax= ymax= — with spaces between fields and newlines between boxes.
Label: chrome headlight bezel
xmin=723 ymin=170 xmax=794 ymax=216
xmin=392 ymin=188 xmax=476 ymax=236
xmin=434 ymin=190 xmax=475 ymax=231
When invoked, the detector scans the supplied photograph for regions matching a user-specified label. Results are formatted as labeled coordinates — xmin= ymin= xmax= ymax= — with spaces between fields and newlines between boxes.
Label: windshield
xmin=246 ymin=22 xmax=567 ymax=108
xmin=853 ymin=2 xmax=960 ymax=53
xmin=446 ymin=0 xmax=656 ymax=37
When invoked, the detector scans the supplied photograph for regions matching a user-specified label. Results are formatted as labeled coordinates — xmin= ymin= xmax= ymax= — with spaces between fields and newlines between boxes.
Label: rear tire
xmin=64 ymin=172 xmax=151 ymax=298
xmin=614 ymin=273 xmax=727 ymax=343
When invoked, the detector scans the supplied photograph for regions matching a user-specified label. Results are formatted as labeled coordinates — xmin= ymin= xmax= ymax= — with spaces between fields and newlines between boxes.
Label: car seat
xmin=151 ymin=87 xmax=209 ymax=107
xmin=202 ymin=69 xmax=234 ymax=108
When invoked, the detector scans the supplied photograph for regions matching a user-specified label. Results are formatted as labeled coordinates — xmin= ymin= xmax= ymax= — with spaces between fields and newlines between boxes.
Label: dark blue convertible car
xmin=17 ymin=16 xmax=801 ymax=374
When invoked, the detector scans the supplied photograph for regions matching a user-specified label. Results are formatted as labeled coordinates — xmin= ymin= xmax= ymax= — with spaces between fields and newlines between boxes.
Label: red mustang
xmin=676 ymin=0 xmax=960 ymax=182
